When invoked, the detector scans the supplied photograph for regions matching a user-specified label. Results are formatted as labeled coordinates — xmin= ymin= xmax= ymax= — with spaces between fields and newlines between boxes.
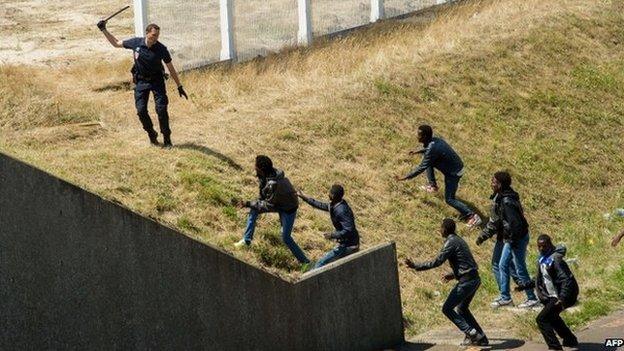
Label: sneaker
xmin=419 ymin=184 xmax=439 ymax=193
xmin=460 ymin=335 xmax=472 ymax=346
xmin=233 ymin=239 xmax=250 ymax=248
xmin=518 ymin=299 xmax=540 ymax=309
xmin=466 ymin=213 xmax=482 ymax=228
xmin=466 ymin=329 xmax=488 ymax=346
xmin=490 ymin=298 xmax=513 ymax=308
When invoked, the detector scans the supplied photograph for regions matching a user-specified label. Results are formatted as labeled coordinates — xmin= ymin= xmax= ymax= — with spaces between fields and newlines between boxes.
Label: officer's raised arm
xmin=97 ymin=21 xmax=123 ymax=48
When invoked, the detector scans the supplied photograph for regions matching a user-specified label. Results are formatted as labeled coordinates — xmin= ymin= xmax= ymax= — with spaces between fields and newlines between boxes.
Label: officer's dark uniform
xmin=122 ymin=37 xmax=172 ymax=142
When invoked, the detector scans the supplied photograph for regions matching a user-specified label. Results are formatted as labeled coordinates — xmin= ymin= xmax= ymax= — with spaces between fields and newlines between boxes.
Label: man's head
xmin=537 ymin=234 xmax=554 ymax=256
xmin=255 ymin=155 xmax=273 ymax=178
xmin=440 ymin=217 xmax=456 ymax=238
xmin=145 ymin=23 xmax=160 ymax=47
xmin=492 ymin=171 xmax=512 ymax=193
xmin=417 ymin=124 xmax=433 ymax=145
xmin=328 ymin=184 xmax=344 ymax=204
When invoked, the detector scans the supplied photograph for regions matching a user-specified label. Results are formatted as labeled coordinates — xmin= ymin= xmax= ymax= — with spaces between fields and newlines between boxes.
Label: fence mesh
xmin=144 ymin=0 xmax=443 ymax=69
xmin=233 ymin=0 xmax=298 ymax=61
xmin=384 ymin=0 xmax=439 ymax=18
xmin=148 ymin=0 xmax=221 ymax=70
xmin=311 ymin=0 xmax=371 ymax=37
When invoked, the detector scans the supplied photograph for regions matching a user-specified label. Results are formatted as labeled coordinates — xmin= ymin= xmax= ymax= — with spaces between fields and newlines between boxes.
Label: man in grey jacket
xmin=396 ymin=125 xmax=481 ymax=227
xmin=405 ymin=218 xmax=488 ymax=346
xmin=234 ymin=155 xmax=310 ymax=269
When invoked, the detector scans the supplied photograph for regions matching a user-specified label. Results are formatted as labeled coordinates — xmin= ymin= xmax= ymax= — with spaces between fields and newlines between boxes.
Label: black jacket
xmin=405 ymin=137 xmax=464 ymax=179
xmin=300 ymin=197 xmax=359 ymax=247
xmin=246 ymin=169 xmax=298 ymax=213
xmin=479 ymin=188 xmax=529 ymax=243
xmin=414 ymin=234 xmax=479 ymax=281
xmin=535 ymin=246 xmax=579 ymax=307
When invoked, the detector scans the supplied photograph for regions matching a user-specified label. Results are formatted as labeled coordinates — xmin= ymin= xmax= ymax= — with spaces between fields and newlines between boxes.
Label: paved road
xmin=395 ymin=309 xmax=624 ymax=351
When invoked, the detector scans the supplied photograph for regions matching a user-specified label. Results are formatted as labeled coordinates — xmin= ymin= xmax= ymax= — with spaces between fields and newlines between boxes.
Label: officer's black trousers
xmin=134 ymin=80 xmax=170 ymax=137
xmin=536 ymin=298 xmax=577 ymax=350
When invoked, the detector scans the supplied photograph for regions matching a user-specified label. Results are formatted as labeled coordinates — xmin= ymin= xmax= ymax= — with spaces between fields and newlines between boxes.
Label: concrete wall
xmin=0 ymin=152 xmax=404 ymax=351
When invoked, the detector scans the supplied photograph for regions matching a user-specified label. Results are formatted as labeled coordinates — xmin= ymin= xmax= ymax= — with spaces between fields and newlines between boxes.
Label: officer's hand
xmin=442 ymin=272 xmax=455 ymax=282
xmin=178 ymin=86 xmax=188 ymax=100
xmin=97 ymin=20 xmax=107 ymax=31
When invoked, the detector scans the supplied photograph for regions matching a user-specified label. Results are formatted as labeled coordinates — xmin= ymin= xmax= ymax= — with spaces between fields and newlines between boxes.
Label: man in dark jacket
xmin=298 ymin=184 xmax=360 ymax=269
xmin=405 ymin=218 xmax=488 ymax=346
xmin=516 ymin=234 xmax=579 ymax=350
xmin=476 ymin=171 xmax=538 ymax=309
xmin=234 ymin=155 xmax=310 ymax=268
xmin=396 ymin=125 xmax=481 ymax=227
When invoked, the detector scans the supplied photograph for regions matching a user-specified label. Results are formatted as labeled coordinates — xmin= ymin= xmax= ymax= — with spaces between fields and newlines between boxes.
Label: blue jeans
xmin=242 ymin=209 xmax=309 ymax=264
xmin=442 ymin=277 xmax=484 ymax=334
xmin=315 ymin=245 xmax=359 ymax=269
xmin=492 ymin=239 xmax=519 ymax=297
xmin=499 ymin=234 xmax=536 ymax=301
xmin=444 ymin=174 xmax=473 ymax=219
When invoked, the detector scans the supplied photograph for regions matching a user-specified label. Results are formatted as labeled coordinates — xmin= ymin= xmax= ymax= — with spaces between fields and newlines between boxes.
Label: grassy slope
xmin=1 ymin=0 xmax=623 ymax=337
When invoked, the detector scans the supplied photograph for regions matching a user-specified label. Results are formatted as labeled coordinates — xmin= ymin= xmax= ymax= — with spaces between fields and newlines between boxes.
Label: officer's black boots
xmin=163 ymin=134 xmax=173 ymax=148
xmin=148 ymin=130 xmax=159 ymax=145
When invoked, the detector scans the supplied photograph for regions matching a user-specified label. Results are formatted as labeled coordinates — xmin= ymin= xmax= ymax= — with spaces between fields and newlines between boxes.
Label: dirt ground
xmin=0 ymin=0 xmax=131 ymax=66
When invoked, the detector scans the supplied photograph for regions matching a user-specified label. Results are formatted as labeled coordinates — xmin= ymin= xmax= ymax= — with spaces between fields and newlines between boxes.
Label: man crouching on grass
xmin=405 ymin=218 xmax=488 ymax=347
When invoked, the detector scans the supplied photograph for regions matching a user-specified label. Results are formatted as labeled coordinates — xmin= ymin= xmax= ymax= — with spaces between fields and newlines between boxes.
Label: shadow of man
xmin=175 ymin=143 xmax=243 ymax=171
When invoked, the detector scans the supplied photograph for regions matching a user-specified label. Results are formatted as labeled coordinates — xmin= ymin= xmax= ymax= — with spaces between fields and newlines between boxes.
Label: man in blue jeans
xmin=476 ymin=171 xmax=539 ymax=309
xmin=297 ymin=184 xmax=360 ymax=269
xmin=234 ymin=155 xmax=311 ymax=271
xmin=405 ymin=218 xmax=488 ymax=346
xmin=396 ymin=125 xmax=481 ymax=227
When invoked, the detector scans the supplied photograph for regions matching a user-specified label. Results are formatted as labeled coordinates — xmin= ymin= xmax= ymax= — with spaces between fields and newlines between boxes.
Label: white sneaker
xmin=234 ymin=239 xmax=250 ymax=248
xmin=466 ymin=214 xmax=482 ymax=228
xmin=518 ymin=299 xmax=540 ymax=309
xmin=490 ymin=298 xmax=513 ymax=308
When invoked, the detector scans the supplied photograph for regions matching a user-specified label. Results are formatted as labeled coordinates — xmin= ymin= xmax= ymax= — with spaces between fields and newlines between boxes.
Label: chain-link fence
xmin=140 ymin=0 xmax=446 ymax=70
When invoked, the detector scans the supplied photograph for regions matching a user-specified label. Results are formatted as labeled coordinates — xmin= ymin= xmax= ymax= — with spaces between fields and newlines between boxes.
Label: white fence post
xmin=220 ymin=0 xmax=236 ymax=61
xmin=371 ymin=0 xmax=384 ymax=22
xmin=297 ymin=0 xmax=312 ymax=46
xmin=133 ymin=0 xmax=148 ymax=37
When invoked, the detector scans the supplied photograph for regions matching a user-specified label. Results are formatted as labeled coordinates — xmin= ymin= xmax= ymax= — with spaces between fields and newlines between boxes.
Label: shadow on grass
xmin=396 ymin=341 xmax=437 ymax=350
xmin=93 ymin=81 xmax=132 ymax=92
xmin=175 ymin=143 xmax=243 ymax=171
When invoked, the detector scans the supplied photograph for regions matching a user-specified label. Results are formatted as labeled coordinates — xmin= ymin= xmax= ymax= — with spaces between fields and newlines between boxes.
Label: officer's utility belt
xmin=135 ymin=73 xmax=164 ymax=82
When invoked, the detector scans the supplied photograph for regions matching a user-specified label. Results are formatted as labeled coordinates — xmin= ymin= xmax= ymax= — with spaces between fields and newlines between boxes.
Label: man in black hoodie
xmin=476 ymin=171 xmax=538 ymax=309
xmin=516 ymin=234 xmax=579 ymax=350
xmin=298 ymin=184 xmax=360 ymax=269
xmin=405 ymin=218 xmax=488 ymax=346
xmin=234 ymin=155 xmax=311 ymax=269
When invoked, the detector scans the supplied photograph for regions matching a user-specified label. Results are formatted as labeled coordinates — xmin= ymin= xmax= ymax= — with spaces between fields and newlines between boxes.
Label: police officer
xmin=97 ymin=21 xmax=188 ymax=147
